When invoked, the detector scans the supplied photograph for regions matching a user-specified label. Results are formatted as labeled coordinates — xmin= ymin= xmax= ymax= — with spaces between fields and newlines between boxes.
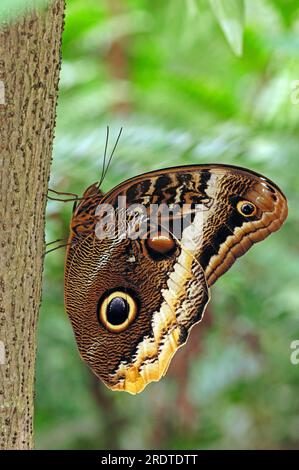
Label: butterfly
xmin=64 ymin=160 xmax=287 ymax=394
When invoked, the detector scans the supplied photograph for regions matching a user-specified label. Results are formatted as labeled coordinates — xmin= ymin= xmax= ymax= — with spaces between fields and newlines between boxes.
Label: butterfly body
xmin=64 ymin=164 xmax=287 ymax=394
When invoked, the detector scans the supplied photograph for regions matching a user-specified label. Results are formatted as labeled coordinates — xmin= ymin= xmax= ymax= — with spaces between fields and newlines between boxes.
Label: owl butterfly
xmin=64 ymin=163 xmax=287 ymax=394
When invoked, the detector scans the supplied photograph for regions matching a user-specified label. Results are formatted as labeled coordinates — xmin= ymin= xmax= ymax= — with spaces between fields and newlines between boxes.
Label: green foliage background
xmin=37 ymin=0 xmax=299 ymax=449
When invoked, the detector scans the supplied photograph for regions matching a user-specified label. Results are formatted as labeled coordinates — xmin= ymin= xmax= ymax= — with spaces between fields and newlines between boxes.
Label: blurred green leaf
xmin=208 ymin=0 xmax=245 ymax=56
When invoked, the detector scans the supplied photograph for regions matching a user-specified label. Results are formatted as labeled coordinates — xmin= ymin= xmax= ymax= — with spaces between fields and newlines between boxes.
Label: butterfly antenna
xmin=101 ymin=127 xmax=123 ymax=185
xmin=97 ymin=126 xmax=110 ymax=189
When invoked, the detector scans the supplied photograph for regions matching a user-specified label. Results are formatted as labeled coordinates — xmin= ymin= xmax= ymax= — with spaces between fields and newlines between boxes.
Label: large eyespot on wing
xmin=98 ymin=290 xmax=138 ymax=333
xmin=202 ymin=175 xmax=288 ymax=286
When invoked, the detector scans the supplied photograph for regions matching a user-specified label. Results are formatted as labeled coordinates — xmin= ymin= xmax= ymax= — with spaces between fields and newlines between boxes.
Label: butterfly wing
xmin=65 ymin=164 xmax=287 ymax=393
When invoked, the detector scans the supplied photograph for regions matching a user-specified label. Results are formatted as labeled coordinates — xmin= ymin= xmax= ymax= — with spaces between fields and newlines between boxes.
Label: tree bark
xmin=0 ymin=1 xmax=65 ymax=450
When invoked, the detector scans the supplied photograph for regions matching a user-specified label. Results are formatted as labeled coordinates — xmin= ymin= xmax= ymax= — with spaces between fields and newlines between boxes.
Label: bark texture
xmin=0 ymin=1 xmax=65 ymax=449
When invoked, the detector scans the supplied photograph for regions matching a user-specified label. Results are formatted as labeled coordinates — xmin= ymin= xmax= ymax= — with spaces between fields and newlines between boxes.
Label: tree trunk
xmin=0 ymin=1 xmax=65 ymax=450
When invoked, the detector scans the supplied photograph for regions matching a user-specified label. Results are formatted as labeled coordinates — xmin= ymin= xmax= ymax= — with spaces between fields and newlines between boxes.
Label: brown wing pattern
xmin=64 ymin=164 xmax=287 ymax=394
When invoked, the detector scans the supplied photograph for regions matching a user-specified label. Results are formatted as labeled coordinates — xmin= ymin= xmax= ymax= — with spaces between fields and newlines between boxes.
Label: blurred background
xmin=37 ymin=0 xmax=299 ymax=449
